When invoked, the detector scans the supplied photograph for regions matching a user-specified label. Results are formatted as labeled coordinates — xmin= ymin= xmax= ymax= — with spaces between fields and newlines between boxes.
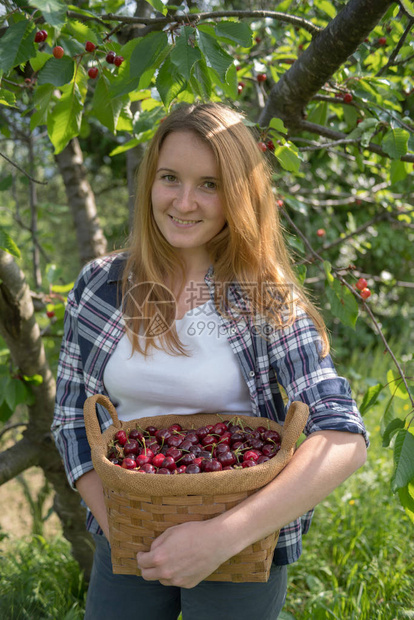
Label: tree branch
xmin=0 ymin=437 xmax=40 ymax=485
xmin=297 ymin=120 xmax=414 ymax=162
xmin=66 ymin=9 xmax=321 ymax=34
xmin=377 ymin=17 xmax=414 ymax=76
xmin=0 ymin=151 xmax=48 ymax=185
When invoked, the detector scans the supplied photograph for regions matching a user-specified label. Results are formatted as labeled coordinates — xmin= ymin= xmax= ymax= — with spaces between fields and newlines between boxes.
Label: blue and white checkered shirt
xmin=52 ymin=253 xmax=368 ymax=566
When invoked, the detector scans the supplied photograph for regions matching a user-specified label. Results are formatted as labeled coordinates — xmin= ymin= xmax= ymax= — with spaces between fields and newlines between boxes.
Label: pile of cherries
xmin=107 ymin=419 xmax=282 ymax=474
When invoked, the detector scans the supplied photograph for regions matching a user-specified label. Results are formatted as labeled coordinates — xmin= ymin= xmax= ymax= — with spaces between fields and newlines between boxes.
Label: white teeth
xmin=171 ymin=215 xmax=200 ymax=224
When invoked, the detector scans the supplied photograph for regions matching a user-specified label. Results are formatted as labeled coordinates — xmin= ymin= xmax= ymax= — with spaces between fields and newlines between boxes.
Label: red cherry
xmin=35 ymin=30 xmax=47 ymax=43
xmin=129 ymin=429 xmax=143 ymax=441
xmin=85 ymin=41 xmax=96 ymax=52
xmin=257 ymin=141 xmax=267 ymax=152
xmin=46 ymin=310 xmax=55 ymax=318
xmin=156 ymin=467 xmax=171 ymax=474
xmin=146 ymin=426 xmax=157 ymax=435
xmin=152 ymin=453 xmax=166 ymax=468
xmin=356 ymin=278 xmax=368 ymax=291
xmin=242 ymin=460 xmax=257 ymax=468
xmin=255 ymin=36 xmax=262 ymax=44
xmin=115 ymin=430 xmax=128 ymax=446
xmin=276 ymin=199 xmax=284 ymax=208
xmin=243 ymin=450 xmax=260 ymax=462
xmin=357 ymin=118 xmax=363 ymax=124
xmin=266 ymin=139 xmax=275 ymax=151
xmin=114 ymin=55 xmax=124 ymax=67
xmin=139 ymin=463 xmax=156 ymax=473
xmin=378 ymin=37 xmax=387 ymax=46
xmin=343 ymin=93 xmax=353 ymax=103
xmin=88 ymin=67 xmax=99 ymax=79
xmin=257 ymin=73 xmax=267 ymax=83
xmin=186 ymin=464 xmax=201 ymax=474
xmin=53 ymin=46 xmax=64 ymax=59
xmin=360 ymin=288 xmax=371 ymax=299
xmin=121 ymin=457 xmax=136 ymax=470
xmin=236 ymin=65 xmax=242 ymax=71
xmin=161 ymin=456 xmax=177 ymax=471
xmin=202 ymin=459 xmax=222 ymax=472
xmin=317 ymin=228 xmax=326 ymax=237
xmin=124 ymin=439 xmax=140 ymax=456
xmin=169 ymin=424 xmax=182 ymax=432
xmin=106 ymin=51 xmax=116 ymax=63
xmin=136 ymin=454 xmax=151 ymax=467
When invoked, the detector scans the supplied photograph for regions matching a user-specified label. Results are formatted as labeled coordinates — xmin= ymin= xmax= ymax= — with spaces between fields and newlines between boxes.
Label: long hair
xmin=121 ymin=102 xmax=330 ymax=357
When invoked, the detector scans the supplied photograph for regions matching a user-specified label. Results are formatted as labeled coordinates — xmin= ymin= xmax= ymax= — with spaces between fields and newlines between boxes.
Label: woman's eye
xmin=162 ymin=174 xmax=176 ymax=182
xmin=203 ymin=181 xmax=217 ymax=190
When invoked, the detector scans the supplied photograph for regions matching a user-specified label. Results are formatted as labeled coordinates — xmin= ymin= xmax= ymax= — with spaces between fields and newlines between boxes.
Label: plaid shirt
xmin=52 ymin=253 xmax=368 ymax=566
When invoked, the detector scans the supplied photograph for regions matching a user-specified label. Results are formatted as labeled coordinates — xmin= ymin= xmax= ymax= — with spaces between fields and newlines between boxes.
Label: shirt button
xmin=231 ymin=327 xmax=236 ymax=334
xmin=249 ymin=371 xmax=255 ymax=377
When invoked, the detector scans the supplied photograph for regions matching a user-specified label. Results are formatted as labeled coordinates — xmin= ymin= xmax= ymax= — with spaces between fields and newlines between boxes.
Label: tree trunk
xmin=55 ymin=138 xmax=107 ymax=265
xmin=0 ymin=250 xmax=93 ymax=578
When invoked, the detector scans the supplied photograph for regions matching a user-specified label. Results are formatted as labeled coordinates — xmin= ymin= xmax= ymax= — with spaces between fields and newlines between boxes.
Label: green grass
xmin=0 ymin=343 xmax=413 ymax=619
xmin=0 ymin=535 xmax=87 ymax=620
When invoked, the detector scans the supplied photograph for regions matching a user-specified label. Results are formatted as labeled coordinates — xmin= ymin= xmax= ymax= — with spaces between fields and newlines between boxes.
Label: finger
xmin=139 ymin=567 xmax=164 ymax=582
xmin=136 ymin=551 xmax=155 ymax=569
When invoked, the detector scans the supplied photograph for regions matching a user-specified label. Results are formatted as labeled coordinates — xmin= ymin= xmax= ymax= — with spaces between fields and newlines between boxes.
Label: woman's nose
xmin=174 ymin=185 xmax=196 ymax=211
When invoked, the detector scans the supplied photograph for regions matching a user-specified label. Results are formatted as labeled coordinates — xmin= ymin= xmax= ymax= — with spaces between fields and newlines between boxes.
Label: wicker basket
xmin=84 ymin=394 xmax=309 ymax=582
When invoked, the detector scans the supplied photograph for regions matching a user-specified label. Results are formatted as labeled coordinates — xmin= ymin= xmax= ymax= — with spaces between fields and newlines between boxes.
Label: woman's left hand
xmin=136 ymin=520 xmax=230 ymax=588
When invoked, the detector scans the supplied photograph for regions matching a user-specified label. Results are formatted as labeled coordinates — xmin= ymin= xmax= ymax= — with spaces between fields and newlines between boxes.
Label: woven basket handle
xmin=84 ymin=394 xmax=122 ymax=450
xmin=280 ymin=401 xmax=309 ymax=452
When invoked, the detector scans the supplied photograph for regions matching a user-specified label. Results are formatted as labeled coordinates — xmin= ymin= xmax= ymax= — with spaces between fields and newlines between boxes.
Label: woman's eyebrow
xmin=156 ymin=167 xmax=218 ymax=180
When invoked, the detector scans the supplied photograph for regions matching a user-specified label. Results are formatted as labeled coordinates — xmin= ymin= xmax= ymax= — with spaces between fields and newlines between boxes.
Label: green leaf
xmin=323 ymin=260 xmax=334 ymax=284
xmin=0 ymin=20 xmax=36 ymax=73
xmin=51 ymin=282 xmax=74 ymax=294
xmin=38 ymin=56 xmax=75 ymax=87
xmin=197 ymin=30 xmax=233 ymax=83
xmin=382 ymin=418 xmax=405 ymax=447
xmin=391 ymin=429 xmax=414 ymax=491
xmin=214 ymin=21 xmax=253 ymax=47
xmin=387 ymin=369 xmax=410 ymax=399
xmin=325 ymin=279 xmax=359 ymax=329
xmin=0 ymin=400 xmax=13 ymax=423
xmin=28 ymin=0 xmax=67 ymax=27
xmin=190 ymin=57 xmax=212 ymax=99
xmin=390 ymin=160 xmax=408 ymax=185
xmin=30 ymin=51 xmax=51 ymax=72
xmin=274 ymin=144 xmax=301 ymax=173
xmin=269 ymin=117 xmax=288 ymax=135
xmin=91 ymin=74 xmax=128 ymax=134
xmin=398 ymin=481 xmax=414 ymax=524
xmin=0 ymin=89 xmax=16 ymax=107
xmin=0 ymin=227 xmax=21 ymax=258
xmin=30 ymin=84 xmax=54 ymax=130
xmin=21 ymin=374 xmax=43 ymax=385
xmin=133 ymin=106 xmax=165 ymax=135
xmin=359 ymin=382 xmax=383 ymax=416
xmin=110 ymin=33 xmax=170 ymax=98
xmin=295 ymin=264 xmax=307 ymax=285
xmin=144 ymin=0 xmax=168 ymax=16
xmin=382 ymin=128 xmax=409 ymax=159
xmin=0 ymin=175 xmax=13 ymax=191
xmin=317 ymin=0 xmax=337 ymax=18
xmin=171 ymin=27 xmax=202 ymax=81
xmin=307 ymin=102 xmax=328 ymax=126
xmin=155 ymin=55 xmax=186 ymax=107
xmin=47 ymin=85 xmax=83 ymax=154
xmin=130 ymin=31 xmax=170 ymax=82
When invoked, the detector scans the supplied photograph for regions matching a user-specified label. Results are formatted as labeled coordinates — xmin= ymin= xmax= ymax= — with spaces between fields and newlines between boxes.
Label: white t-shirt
xmin=103 ymin=300 xmax=252 ymax=422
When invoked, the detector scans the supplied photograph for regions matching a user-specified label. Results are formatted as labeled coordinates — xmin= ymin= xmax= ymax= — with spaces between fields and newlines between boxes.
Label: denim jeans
xmin=84 ymin=534 xmax=288 ymax=620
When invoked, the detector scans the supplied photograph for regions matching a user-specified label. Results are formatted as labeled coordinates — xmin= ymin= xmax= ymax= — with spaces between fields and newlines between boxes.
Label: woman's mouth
xmin=169 ymin=215 xmax=202 ymax=226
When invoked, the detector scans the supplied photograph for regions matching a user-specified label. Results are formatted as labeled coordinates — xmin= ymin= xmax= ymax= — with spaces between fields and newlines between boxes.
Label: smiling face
xmin=151 ymin=131 xmax=226 ymax=273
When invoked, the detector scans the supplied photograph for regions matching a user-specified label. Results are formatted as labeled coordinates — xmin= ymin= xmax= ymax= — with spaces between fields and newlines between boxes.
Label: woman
xmin=52 ymin=102 xmax=368 ymax=619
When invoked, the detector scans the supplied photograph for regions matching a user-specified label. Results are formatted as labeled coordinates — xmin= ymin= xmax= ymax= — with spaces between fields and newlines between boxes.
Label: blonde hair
xmin=121 ymin=102 xmax=330 ymax=357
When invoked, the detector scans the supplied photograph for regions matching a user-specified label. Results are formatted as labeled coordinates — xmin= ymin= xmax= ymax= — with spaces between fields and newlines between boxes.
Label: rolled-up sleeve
xmin=51 ymin=283 xmax=94 ymax=489
xmin=269 ymin=308 xmax=369 ymax=447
